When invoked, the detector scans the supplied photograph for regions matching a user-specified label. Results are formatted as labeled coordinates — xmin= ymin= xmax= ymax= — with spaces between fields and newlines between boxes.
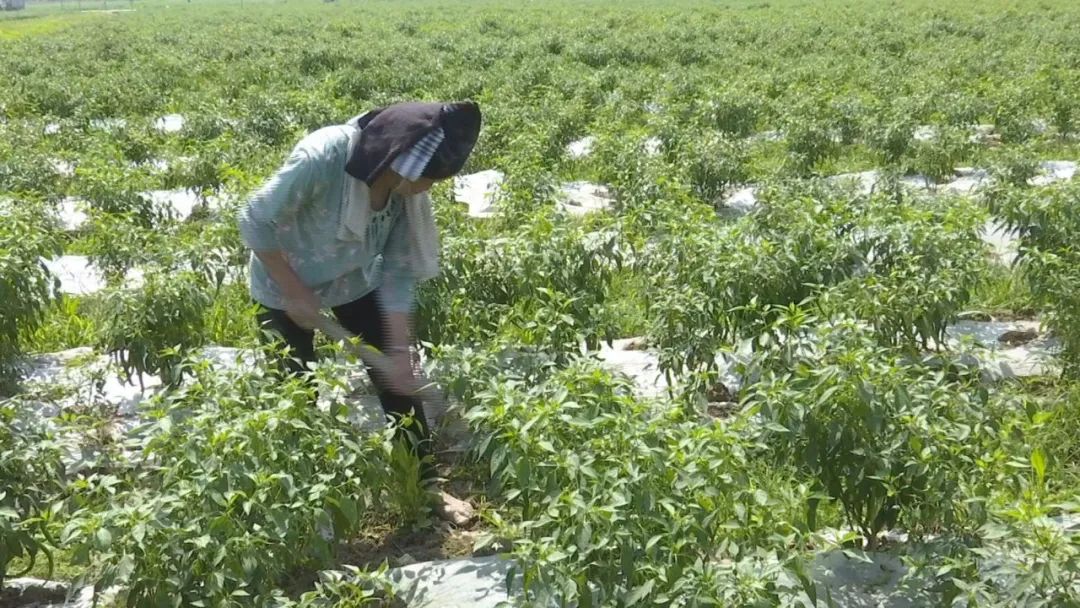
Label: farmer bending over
xmin=237 ymin=101 xmax=481 ymax=524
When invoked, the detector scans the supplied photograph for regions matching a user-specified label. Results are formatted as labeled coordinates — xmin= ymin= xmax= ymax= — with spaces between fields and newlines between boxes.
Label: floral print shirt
xmin=237 ymin=125 xmax=417 ymax=312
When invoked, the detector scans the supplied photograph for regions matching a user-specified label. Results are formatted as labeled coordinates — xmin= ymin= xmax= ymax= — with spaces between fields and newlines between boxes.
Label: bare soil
xmin=339 ymin=521 xmax=480 ymax=570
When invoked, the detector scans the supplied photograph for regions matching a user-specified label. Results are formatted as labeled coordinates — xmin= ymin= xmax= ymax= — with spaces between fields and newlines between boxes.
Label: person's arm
xmin=237 ymin=145 xmax=322 ymax=327
xmin=378 ymin=207 xmax=421 ymax=393
xmin=255 ymin=251 xmax=321 ymax=326
xmin=379 ymin=207 xmax=419 ymax=336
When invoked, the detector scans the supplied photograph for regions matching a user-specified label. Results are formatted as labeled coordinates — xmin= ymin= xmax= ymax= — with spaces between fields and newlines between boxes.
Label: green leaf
xmin=753 ymin=489 xmax=769 ymax=505
xmin=546 ymin=550 xmax=568 ymax=563
xmin=210 ymin=492 xmax=227 ymax=507
xmin=117 ymin=554 xmax=135 ymax=581
xmin=624 ymin=579 xmax=655 ymax=606
xmin=473 ymin=533 xmax=497 ymax=554
xmin=96 ymin=527 xmax=112 ymax=548
xmin=1031 ymin=448 xmax=1046 ymax=487
xmin=131 ymin=523 xmax=147 ymax=544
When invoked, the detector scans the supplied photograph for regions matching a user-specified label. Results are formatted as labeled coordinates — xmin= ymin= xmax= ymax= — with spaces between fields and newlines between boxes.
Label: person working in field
xmin=236 ymin=101 xmax=481 ymax=524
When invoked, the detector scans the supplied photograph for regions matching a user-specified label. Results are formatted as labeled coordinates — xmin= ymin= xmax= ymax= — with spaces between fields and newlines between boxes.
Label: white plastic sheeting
xmin=1 ymin=578 xmax=99 ymax=608
xmin=939 ymin=167 xmax=991 ymax=194
xmin=556 ymin=181 xmax=614 ymax=215
xmin=395 ymin=535 xmax=1080 ymax=608
xmin=453 ymin=170 xmax=505 ymax=218
xmin=19 ymin=347 xmax=161 ymax=417
xmin=723 ymin=186 xmax=759 ymax=213
xmin=143 ymin=188 xmax=215 ymax=220
xmin=721 ymin=161 xmax=1077 ymax=266
xmin=42 ymin=255 xmax=144 ymax=296
xmin=913 ymin=125 xmax=937 ymax=142
xmin=90 ymin=117 xmax=127 ymax=132
xmin=827 ymin=170 xmax=935 ymax=195
xmin=454 ymin=171 xmax=616 ymax=218
xmin=56 ymin=197 xmax=89 ymax=231
xmin=982 ymin=219 xmax=1021 ymax=265
xmin=146 ymin=157 xmax=171 ymax=171
xmin=594 ymin=344 xmax=669 ymax=399
xmin=20 ymin=346 xmax=387 ymax=430
xmin=153 ymin=113 xmax=185 ymax=133
xmin=40 ymin=188 xmax=221 ymax=233
xmin=749 ymin=129 xmax=785 ymax=143
xmin=49 ymin=158 xmax=75 ymax=177
xmin=1031 ymin=160 xmax=1077 ymax=186
xmin=389 ymin=555 xmax=529 ymax=608
xmin=644 ymin=136 xmax=662 ymax=156
xmin=592 ymin=337 xmax=743 ymax=401
xmin=566 ymin=135 xmax=596 ymax=159
xmin=946 ymin=320 xmax=1059 ymax=379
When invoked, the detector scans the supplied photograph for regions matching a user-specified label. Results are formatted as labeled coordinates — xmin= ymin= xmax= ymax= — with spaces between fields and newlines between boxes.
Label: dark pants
xmin=255 ymin=290 xmax=435 ymax=482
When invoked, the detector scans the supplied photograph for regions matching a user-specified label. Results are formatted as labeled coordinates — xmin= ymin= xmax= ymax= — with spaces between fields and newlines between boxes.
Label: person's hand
xmin=283 ymin=286 xmax=322 ymax=330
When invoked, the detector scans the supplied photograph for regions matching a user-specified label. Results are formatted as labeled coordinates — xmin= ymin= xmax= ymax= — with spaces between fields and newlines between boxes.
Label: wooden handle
xmin=313 ymin=315 xmax=445 ymax=411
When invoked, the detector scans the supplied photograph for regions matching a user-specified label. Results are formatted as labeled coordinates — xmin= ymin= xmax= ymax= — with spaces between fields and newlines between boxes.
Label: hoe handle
xmin=313 ymin=315 xmax=446 ymax=413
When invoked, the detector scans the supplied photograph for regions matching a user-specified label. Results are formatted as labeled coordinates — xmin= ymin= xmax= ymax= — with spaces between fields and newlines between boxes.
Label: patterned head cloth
xmin=345 ymin=101 xmax=482 ymax=186
xmin=389 ymin=128 xmax=445 ymax=181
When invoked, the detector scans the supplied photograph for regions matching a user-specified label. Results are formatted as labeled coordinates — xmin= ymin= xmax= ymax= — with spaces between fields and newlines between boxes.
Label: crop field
xmin=2 ymin=0 xmax=1080 ymax=605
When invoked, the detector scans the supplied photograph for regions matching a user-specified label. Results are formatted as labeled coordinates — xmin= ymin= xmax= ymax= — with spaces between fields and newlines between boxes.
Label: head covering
xmin=390 ymin=128 xmax=445 ymax=181
xmin=337 ymin=101 xmax=481 ymax=283
xmin=345 ymin=101 xmax=482 ymax=185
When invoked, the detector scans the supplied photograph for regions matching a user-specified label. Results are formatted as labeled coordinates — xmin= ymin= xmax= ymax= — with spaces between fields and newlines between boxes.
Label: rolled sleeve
xmin=378 ymin=211 xmax=417 ymax=313
xmin=237 ymin=146 xmax=316 ymax=251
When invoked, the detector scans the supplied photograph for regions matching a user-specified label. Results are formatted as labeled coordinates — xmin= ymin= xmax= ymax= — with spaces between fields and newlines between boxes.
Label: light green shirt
xmin=237 ymin=125 xmax=417 ymax=312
